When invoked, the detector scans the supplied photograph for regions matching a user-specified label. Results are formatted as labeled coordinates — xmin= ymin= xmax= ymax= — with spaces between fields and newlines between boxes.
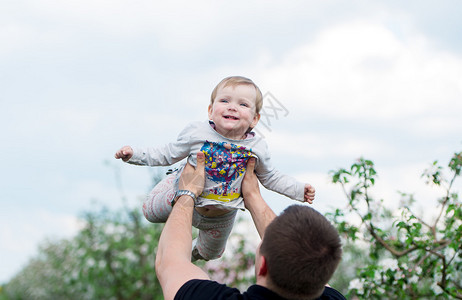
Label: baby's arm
xmin=115 ymin=146 xmax=134 ymax=162
xmin=114 ymin=122 xmax=201 ymax=167
xmin=253 ymin=144 xmax=314 ymax=203
xmin=256 ymin=167 xmax=312 ymax=203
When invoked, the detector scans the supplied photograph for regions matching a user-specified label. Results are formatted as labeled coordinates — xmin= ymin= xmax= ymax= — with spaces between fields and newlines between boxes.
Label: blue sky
xmin=1 ymin=0 xmax=461 ymax=283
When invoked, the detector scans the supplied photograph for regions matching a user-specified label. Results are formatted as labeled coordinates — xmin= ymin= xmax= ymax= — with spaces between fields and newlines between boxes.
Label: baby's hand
xmin=115 ymin=146 xmax=133 ymax=162
xmin=304 ymin=184 xmax=315 ymax=204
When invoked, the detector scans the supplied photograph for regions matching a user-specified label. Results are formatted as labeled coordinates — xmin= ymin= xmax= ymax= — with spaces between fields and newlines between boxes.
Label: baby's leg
xmin=142 ymin=173 xmax=177 ymax=223
xmin=191 ymin=210 xmax=238 ymax=260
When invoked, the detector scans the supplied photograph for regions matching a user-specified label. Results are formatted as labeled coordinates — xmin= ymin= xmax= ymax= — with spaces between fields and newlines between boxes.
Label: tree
xmin=0 ymin=156 xmax=258 ymax=299
xmin=328 ymin=151 xmax=462 ymax=299
xmin=2 ymin=205 xmax=164 ymax=300
xmin=7 ymin=150 xmax=459 ymax=299
xmin=1 ymin=203 xmax=257 ymax=299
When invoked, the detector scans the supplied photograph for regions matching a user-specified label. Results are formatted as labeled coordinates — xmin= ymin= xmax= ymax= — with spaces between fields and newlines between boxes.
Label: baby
xmin=115 ymin=76 xmax=315 ymax=260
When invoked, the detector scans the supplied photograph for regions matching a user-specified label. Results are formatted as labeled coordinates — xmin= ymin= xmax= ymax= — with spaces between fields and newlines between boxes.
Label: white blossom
xmin=409 ymin=275 xmax=419 ymax=284
xmin=454 ymin=218 xmax=462 ymax=229
xmin=374 ymin=270 xmax=381 ymax=281
xmin=144 ymin=234 xmax=152 ymax=242
xmin=349 ymin=278 xmax=364 ymax=294
xmin=104 ymin=224 xmax=125 ymax=235
xmin=430 ymin=281 xmax=443 ymax=295
xmin=71 ymin=270 xmax=79 ymax=280
xmin=111 ymin=261 xmax=121 ymax=269
xmin=87 ymin=258 xmax=95 ymax=267
xmin=99 ymin=242 xmax=109 ymax=252
xmin=124 ymin=250 xmax=137 ymax=262
xmin=412 ymin=234 xmax=422 ymax=243
xmin=98 ymin=260 xmax=107 ymax=269
xmin=113 ymin=234 xmax=122 ymax=242
xmin=76 ymin=248 xmax=86 ymax=257
xmin=444 ymin=247 xmax=456 ymax=259
xmin=140 ymin=244 xmax=149 ymax=254
xmin=136 ymin=280 xmax=143 ymax=289
xmin=379 ymin=258 xmax=398 ymax=271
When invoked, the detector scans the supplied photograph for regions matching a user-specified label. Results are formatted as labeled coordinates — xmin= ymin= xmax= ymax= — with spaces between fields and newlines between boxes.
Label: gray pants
xmin=142 ymin=173 xmax=237 ymax=260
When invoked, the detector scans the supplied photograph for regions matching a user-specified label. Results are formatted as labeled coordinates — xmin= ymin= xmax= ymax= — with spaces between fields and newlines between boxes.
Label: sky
xmin=1 ymin=0 xmax=462 ymax=283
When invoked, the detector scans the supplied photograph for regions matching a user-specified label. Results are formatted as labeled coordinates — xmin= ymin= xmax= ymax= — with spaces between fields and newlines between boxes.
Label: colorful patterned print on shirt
xmin=201 ymin=141 xmax=252 ymax=202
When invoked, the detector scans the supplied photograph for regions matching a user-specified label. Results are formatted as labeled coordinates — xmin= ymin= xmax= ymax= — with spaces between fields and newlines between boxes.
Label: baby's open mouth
xmin=224 ymin=116 xmax=239 ymax=120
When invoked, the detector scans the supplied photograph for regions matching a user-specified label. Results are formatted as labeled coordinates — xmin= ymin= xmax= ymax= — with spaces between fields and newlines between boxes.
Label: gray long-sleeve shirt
xmin=128 ymin=121 xmax=305 ymax=210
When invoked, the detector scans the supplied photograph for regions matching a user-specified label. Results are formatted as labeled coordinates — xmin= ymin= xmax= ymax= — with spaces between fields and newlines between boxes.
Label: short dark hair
xmin=260 ymin=205 xmax=342 ymax=300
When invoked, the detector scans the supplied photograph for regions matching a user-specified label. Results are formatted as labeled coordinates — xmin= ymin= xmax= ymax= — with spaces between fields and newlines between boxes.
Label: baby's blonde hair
xmin=210 ymin=76 xmax=263 ymax=114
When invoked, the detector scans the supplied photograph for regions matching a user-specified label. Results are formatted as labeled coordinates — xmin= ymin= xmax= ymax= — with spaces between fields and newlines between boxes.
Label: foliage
xmin=0 ymin=203 xmax=257 ymax=299
xmin=2 ymin=204 xmax=164 ymax=300
xmin=329 ymin=242 xmax=370 ymax=294
xmin=5 ymin=151 xmax=459 ymax=299
xmin=0 ymin=159 xmax=257 ymax=299
xmin=328 ymin=152 xmax=462 ymax=299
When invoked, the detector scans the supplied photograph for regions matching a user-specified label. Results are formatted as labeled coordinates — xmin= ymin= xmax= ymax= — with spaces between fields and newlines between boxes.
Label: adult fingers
xmin=196 ymin=151 xmax=205 ymax=173
xmin=246 ymin=157 xmax=256 ymax=174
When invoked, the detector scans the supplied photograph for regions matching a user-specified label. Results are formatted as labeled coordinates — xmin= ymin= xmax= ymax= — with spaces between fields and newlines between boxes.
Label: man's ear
xmin=208 ymin=104 xmax=213 ymax=120
xmin=257 ymin=255 xmax=268 ymax=276
xmin=251 ymin=113 xmax=260 ymax=128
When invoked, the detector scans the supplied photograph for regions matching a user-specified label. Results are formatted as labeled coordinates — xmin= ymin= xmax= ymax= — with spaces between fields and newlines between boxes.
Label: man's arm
xmin=242 ymin=157 xmax=277 ymax=238
xmin=155 ymin=152 xmax=210 ymax=300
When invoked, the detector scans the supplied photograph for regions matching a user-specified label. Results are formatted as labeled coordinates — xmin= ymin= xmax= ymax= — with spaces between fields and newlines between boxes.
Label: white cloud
xmin=264 ymin=129 xmax=395 ymax=160
xmin=0 ymin=23 xmax=36 ymax=56
xmin=1 ymin=0 xmax=226 ymax=55
xmin=406 ymin=115 xmax=462 ymax=139
xmin=258 ymin=20 xmax=462 ymax=121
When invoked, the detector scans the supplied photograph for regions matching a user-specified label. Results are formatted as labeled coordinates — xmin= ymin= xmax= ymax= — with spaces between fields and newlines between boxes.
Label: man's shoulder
xmin=175 ymin=280 xmax=346 ymax=300
xmin=175 ymin=279 xmax=242 ymax=300
xmin=318 ymin=286 xmax=347 ymax=300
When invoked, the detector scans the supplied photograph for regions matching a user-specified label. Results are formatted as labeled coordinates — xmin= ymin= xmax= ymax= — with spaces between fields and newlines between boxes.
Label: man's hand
xmin=178 ymin=151 xmax=206 ymax=198
xmin=114 ymin=146 xmax=133 ymax=162
xmin=304 ymin=184 xmax=315 ymax=204
xmin=242 ymin=157 xmax=276 ymax=239
xmin=241 ymin=157 xmax=261 ymax=209
xmin=155 ymin=151 xmax=210 ymax=300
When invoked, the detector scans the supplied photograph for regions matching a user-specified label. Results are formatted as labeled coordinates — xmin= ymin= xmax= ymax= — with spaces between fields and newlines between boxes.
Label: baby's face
xmin=208 ymin=84 xmax=260 ymax=140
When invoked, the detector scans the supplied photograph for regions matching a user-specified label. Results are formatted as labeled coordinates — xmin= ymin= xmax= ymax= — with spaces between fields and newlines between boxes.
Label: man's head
xmin=258 ymin=205 xmax=342 ymax=300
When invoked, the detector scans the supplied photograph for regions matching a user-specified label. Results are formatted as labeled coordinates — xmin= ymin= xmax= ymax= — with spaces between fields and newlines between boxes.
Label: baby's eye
xmin=219 ymin=99 xmax=229 ymax=103
xmin=240 ymin=103 xmax=249 ymax=107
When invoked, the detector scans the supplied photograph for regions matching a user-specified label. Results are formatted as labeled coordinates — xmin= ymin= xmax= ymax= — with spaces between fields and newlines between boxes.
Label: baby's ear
xmin=208 ymin=104 xmax=213 ymax=119
xmin=251 ymin=113 xmax=261 ymax=128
